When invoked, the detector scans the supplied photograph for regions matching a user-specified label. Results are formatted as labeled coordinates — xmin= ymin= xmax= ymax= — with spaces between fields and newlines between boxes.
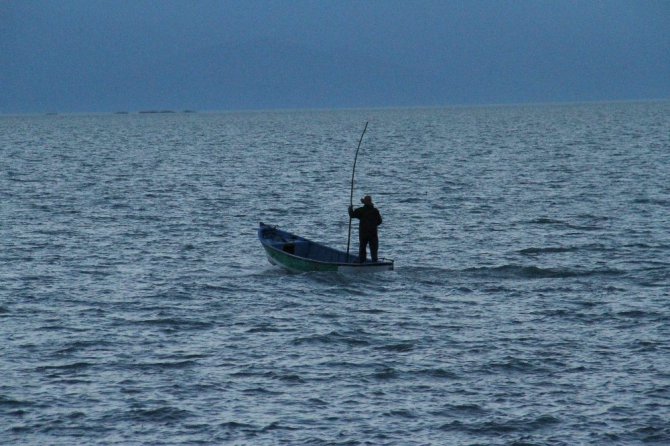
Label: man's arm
xmin=349 ymin=206 xmax=361 ymax=219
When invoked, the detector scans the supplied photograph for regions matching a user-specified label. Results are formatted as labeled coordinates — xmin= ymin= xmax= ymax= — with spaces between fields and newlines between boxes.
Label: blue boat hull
xmin=258 ymin=223 xmax=394 ymax=273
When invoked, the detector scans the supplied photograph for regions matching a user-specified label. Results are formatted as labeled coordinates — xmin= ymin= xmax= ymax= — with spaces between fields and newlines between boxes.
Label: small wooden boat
xmin=258 ymin=222 xmax=394 ymax=273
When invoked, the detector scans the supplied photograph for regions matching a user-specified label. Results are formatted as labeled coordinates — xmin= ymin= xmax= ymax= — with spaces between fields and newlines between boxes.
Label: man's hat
xmin=360 ymin=195 xmax=373 ymax=205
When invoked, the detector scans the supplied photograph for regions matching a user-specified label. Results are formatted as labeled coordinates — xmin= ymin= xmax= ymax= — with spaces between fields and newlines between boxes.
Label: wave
xmin=430 ymin=403 xmax=488 ymax=417
xmin=216 ymin=420 xmax=301 ymax=442
xmin=131 ymin=317 xmax=214 ymax=331
xmin=412 ymin=367 xmax=460 ymax=380
xmin=129 ymin=360 xmax=199 ymax=370
xmin=292 ymin=330 xmax=371 ymax=347
xmin=35 ymin=362 xmax=93 ymax=373
xmin=404 ymin=264 xmax=624 ymax=280
xmin=0 ymin=396 xmax=36 ymax=408
xmin=527 ymin=216 xmax=608 ymax=231
xmin=376 ymin=342 xmax=415 ymax=353
xmin=246 ymin=324 xmax=296 ymax=334
xmin=261 ymin=421 xmax=299 ymax=432
xmin=440 ymin=414 xmax=560 ymax=434
xmin=485 ymin=356 xmax=552 ymax=374
xmin=55 ymin=339 xmax=114 ymax=354
xmin=462 ymin=264 xmax=624 ymax=279
xmin=518 ymin=243 xmax=611 ymax=255
xmin=363 ymin=365 xmax=461 ymax=383
xmin=230 ymin=369 xmax=304 ymax=383
xmin=219 ymin=421 xmax=256 ymax=431
xmin=528 ymin=217 xmax=564 ymax=225
xmin=126 ymin=406 xmax=193 ymax=422
xmin=519 ymin=246 xmax=580 ymax=255
xmin=633 ymin=197 xmax=670 ymax=206
xmin=616 ymin=309 xmax=663 ymax=320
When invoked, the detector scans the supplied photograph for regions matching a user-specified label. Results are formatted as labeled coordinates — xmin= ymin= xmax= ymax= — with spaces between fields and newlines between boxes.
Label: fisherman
xmin=348 ymin=195 xmax=383 ymax=262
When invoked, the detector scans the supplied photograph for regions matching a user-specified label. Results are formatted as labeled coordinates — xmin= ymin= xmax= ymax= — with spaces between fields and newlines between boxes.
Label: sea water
xmin=1 ymin=102 xmax=669 ymax=445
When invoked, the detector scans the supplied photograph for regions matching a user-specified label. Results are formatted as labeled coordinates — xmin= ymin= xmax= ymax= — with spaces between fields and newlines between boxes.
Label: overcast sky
xmin=1 ymin=0 xmax=669 ymax=113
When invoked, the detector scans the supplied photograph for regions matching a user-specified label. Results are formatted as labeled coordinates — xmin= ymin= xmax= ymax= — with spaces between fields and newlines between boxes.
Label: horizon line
xmin=1 ymin=97 xmax=669 ymax=118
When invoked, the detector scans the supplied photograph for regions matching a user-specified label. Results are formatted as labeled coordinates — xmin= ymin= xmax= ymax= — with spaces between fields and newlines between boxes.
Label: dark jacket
xmin=349 ymin=204 xmax=382 ymax=237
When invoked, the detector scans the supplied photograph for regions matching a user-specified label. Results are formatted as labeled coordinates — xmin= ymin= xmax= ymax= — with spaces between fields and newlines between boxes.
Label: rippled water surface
xmin=2 ymin=103 xmax=670 ymax=445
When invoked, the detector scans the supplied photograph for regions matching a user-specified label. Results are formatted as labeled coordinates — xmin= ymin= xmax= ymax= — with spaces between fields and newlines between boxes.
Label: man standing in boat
xmin=348 ymin=195 xmax=383 ymax=263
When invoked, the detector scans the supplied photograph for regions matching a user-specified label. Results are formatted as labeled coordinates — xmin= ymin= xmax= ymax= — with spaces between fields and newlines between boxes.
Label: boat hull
xmin=258 ymin=223 xmax=393 ymax=273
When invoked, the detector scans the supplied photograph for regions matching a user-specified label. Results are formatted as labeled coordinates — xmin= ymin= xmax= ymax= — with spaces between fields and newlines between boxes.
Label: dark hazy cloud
xmin=1 ymin=0 xmax=669 ymax=113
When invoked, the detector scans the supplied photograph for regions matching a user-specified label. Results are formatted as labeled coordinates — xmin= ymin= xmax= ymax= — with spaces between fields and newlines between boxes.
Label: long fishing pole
xmin=346 ymin=121 xmax=369 ymax=261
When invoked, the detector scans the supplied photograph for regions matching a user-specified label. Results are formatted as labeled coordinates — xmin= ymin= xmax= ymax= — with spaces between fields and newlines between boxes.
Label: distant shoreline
xmin=1 ymin=99 xmax=669 ymax=118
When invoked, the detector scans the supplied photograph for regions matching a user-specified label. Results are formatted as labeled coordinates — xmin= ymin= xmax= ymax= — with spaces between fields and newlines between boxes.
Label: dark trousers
xmin=359 ymin=234 xmax=379 ymax=263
